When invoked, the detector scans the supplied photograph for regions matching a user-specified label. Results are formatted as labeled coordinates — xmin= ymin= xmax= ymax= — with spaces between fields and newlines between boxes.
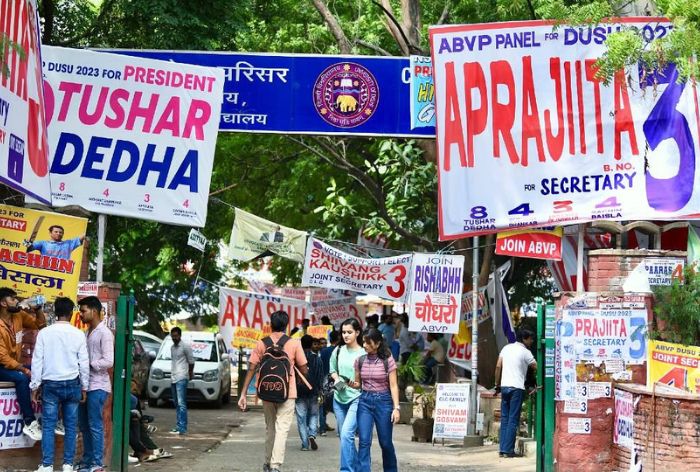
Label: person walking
xmin=319 ymin=330 xmax=340 ymax=436
xmin=494 ymin=328 xmax=537 ymax=458
xmin=238 ymin=310 xmax=308 ymax=472
xmin=30 ymin=297 xmax=89 ymax=472
xmin=76 ymin=296 xmax=114 ymax=472
xmin=350 ymin=328 xmax=400 ymax=472
xmin=295 ymin=335 xmax=323 ymax=451
xmin=168 ymin=327 xmax=194 ymax=435
xmin=330 ymin=318 xmax=366 ymax=472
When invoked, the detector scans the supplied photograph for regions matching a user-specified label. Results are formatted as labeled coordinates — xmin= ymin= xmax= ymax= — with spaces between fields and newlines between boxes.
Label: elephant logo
xmin=313 ymin=62 xmax=379 ymax=128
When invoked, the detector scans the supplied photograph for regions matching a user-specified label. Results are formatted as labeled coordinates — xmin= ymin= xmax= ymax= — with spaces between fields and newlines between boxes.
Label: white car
xmin=133 ymin=330 xmax=163 ymax=359
xmin=147 ymin=332 xmax=232 ymax=408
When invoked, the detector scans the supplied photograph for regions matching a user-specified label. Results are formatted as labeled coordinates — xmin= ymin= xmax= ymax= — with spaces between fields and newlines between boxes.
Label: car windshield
xmin=158 ymin=339 xmax=218 ymax=362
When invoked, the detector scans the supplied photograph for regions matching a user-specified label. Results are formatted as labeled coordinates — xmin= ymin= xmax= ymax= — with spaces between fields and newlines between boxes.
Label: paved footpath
xmin=138 ymin=402 xmax=535 ymax=472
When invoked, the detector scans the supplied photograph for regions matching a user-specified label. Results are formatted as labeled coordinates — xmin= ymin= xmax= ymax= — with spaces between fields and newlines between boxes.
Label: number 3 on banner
xmin=386 ymin=265 xmax=406 ymax=299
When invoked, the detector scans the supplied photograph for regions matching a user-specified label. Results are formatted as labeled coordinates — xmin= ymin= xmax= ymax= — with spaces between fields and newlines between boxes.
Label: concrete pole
xmin=576 ymin=224 xmax=584 ymax=293
xmin=469 ymin=235 xmax=479 ymax=435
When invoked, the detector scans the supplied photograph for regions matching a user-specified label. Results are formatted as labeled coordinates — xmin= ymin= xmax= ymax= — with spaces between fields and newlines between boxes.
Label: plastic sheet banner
xmin=228 ymin=208 xmax=308 ymax=263
xmin=231 ymin=326 xmax=265 ymax=349
xmin=429 ymin=19 xmax=700 ymax=240
xmin=496 ymin=227 xmax=563 ymax=260
xmin=647 ymin=340 xmax=700 ymax=394
xmin=0 ymin=0 xmax=51 ymax=204
xmin=310 ymin=296 xmax=360 ymax=327
xmin=410 ymin=56 xmax=436 ymax=129
xmin=0 ymin=204 xmax=87 ymax=301
xmin=40 ymin=46 xmax=224 ymax=227
xmin=613 ymin=388 xmax=634 ymax=449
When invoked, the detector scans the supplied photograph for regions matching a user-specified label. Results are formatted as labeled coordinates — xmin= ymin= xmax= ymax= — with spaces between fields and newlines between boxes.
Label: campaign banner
xmin=642 ymin=258 xmax=684 ymax=286
xmin=218 ymin=287 xmax=311 ymax=351
xmin=409 ymin=56 xmax=435 ymax=129
xmin=40 ymin=46 xmax=224 ymax=227
xmin=429 ymin=19 xmax=700 ymax=240
xmin=231 ymin=326 xmax=265 ymax=349
xmin=306 ymin=324 xmax=334 ymax=339
xmin=408 ymin=253 xmax=464 ymax=334
xmin=613 ymin=389 xmax=634 ymax=449
xmin=0 ymin=204 xmax=87 ymax=301
xmin=77 ymin=281 xmax=99 ymax=298
xmin=107 ymin=49 xmax=435 ymax=138
xmin=187 ymin=228 xmax=207 ymax=252
xmin=301 ymin=238 xmax=412 ymax=302
xmin=0 ymin=0 xmax=51 ymax=204
xmin=0 ymin=387 xmax=40 ymax=449
xmin=496 ymin=227 xmax=563 ymax=260
xmin=228 ymin=208 xmax=307 ymax=263
xmin=279 ymin=287 xmax=307 ymax=301
xmin=647 ymin=340 xmax=700 ymax=394
xmin=310 ymin=296 xmax=360 ymax=327
xmin=432 ymin=383 xmax=471 ymax=440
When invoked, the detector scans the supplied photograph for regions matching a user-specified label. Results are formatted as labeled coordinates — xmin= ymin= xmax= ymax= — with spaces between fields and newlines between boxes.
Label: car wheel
xmin=222 ymin=380 xmax=231 ymax=404
xmin=148 ymin=397 xmax=159 ymax=408
xmin=214 ymin=390 xmax=223 ymax=408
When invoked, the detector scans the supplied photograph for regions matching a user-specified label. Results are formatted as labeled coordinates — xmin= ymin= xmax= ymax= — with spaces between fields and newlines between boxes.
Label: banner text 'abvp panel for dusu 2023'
xmin=430 ymin=19 xmax=700 ymax=240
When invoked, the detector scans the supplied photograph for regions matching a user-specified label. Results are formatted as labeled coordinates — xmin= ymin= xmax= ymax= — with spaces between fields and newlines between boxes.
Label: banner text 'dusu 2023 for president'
xmin=429 ymin=19 xmax=700 ymax=240
xmin=40 ymin=46 xmax=224 ymax=227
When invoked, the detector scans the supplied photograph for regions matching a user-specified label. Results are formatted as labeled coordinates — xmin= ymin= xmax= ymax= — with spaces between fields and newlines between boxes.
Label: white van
xmin=147 ymin=331 xmax=231 ymax=408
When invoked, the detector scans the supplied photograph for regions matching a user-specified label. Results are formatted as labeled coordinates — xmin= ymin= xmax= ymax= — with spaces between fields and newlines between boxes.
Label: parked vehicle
xmin=147 ymin=331 xmax=232 ymax=408
xmin=133 ymin=330 xmax=163 ymax=359
xmin=132 ymin=339 xmax=153 ymax=398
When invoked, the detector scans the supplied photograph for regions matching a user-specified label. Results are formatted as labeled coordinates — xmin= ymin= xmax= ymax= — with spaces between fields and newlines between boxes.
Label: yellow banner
xmin=232 ymin=326 xmax=264 ymax=349
xmin=0 ymin=204 xmax=87 ymax=302
xmin=648 ymin=340 xmax=700 ymax=394
xmin=306 ymin=324 xmax=333 ymax=339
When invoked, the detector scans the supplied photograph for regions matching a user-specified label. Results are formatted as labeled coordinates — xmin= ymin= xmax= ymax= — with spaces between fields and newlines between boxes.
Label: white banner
xmin=229 ymin=208 xmax=308 ymax=263
xmin=0 ymin=387 xmax=40 ymax=449
xmin=310 ymin=296 xmax=360 ymax=327
xmin=429 ymin=19 xmax=700 ymax=240
xmin=301 ymin=238 xmax=412 ymax=302
xmin=187 ymin=228 xmax=207 ymax=252
xmin=218 ymin=287 xmax=311 ymax=350
xmin=40 ymin=46 xmax=224 ymax=226
xmin=432 ymin=383 xmax=470 ymax=439
xmin=613 ymin=389 xmax=634 ymax=449
xmin=0 ymin=0 xmax=51 ymax=204
xmin=408 ymin=253 xmax=464 ymax=334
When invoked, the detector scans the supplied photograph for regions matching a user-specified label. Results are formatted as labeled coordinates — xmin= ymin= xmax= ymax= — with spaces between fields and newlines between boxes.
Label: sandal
xmin=154 ymin=449 xmax=173 ymax=459
xmin=142 ymin=453 xmax=160 ymax=462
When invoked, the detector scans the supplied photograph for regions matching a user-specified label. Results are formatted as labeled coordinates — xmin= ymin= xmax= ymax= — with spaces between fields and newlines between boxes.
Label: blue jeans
xmin=358 ymin=391 xmax=397 ymax=472
xmin=499 ymin=387 xmax=525 ymax=454
xmin=0 ymin=367 xmax=35 ymax=425
xmin=41 ymin=378 xmax=81 ymax=467
xmin=78 ymin=389 xmax=109 ymax=467
xmin=333 ymin=397 xmax=359 ymax=472
xmin=171 ymin=379 xmax=188 ymax=433
xmin=319 ymin=402 xmax=327 ymax=432
xmin=423 ymin=357 xmax=437 ymax=383
xmin=295 ymin=396 xmax=319 ymax=449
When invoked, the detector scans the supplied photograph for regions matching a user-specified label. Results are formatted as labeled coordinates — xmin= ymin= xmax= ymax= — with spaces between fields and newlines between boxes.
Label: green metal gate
xmin=111 ymin=293 xmax=135 ymax=471
xmin=536 ymin=303 xmax=555 ymax=472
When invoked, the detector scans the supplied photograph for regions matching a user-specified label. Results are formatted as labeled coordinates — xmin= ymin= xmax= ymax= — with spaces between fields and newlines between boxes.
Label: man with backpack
xmin=295 ymin=335 xmax=324 ymax=452
xmin=238 ymin=311 xmax=308 ymax=472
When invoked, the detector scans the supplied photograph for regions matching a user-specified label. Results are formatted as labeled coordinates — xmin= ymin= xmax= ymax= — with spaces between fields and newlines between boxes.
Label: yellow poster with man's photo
xmin=0 ymin=204 xmax=87 ymax=301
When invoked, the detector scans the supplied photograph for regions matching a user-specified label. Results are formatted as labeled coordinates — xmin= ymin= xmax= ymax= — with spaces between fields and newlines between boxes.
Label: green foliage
xmin=0 ymin=34 xmax=25 ymax=78
xmin=652 ymin=266 xmax=700 ymax=346
xmin=398 ymin=352 xmax=426 ymax=385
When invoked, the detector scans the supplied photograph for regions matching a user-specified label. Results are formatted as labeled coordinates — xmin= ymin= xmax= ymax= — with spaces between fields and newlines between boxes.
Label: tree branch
xmin=373 ymin=0 xmax=410 ymax=55
xmin=311 ymin=0 xmax=353 ymax=54
xmin=55 ymin=0 xmax=118 ymax=46
xmin=400 ymin=0 xmax=422 ymax=53
xmin=438 ymin=1 xmax=451 ymax=25
xmin=354 ymin=39 xmax=393 ymax=56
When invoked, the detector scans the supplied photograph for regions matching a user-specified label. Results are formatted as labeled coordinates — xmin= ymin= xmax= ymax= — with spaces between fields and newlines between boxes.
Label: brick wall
xmin=587 ymin=249 xmax=687 ymax=293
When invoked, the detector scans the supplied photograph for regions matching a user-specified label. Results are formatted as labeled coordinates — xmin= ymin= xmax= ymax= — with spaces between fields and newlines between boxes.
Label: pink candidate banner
xmin=40 ymin=46 xmax=224 ymax=227
xmin=429 ymin=19 xmax=700 ymax=240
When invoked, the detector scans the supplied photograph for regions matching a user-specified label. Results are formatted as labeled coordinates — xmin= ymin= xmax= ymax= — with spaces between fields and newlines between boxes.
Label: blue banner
xmin=106 ymin=50 xmax=436 ymax=138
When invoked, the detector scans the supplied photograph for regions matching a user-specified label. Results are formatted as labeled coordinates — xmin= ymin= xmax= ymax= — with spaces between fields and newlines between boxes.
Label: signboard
xmin=77 ymin=281 xmax=99 ymax=298
xmin=409 ymin=56 xmax=435 ymax=129
xmin=306 ymin=324 xmax=333 ymax=339
xmin=0 ymin=204 xmax=87 ymax=301
xmin=567 ymin=417 xmax=592 ymax=434
xmin=187 ymin=229 xmax=207 ymax=252
xmin=228 ymin=208 xmax=307 ymax=263
xmin=41 ymin=46 xmax=224 ymax=227
xmin=310 ymin=296 xmax=360 ymax=327
xmin=642 ymin=258 xmax=684 ymax=286
xmin=429 ymin=19 xmax=700 ymax=240
xmin=218 ymin=287 xmax=310 ymax=352
xmin=0 ymin=387 xmax=40 ymax=449
xmin=231 ymin=326 xmax=265 ymax=349
xmin=495 ymin=227 xmax=563 ymax=260
xmin=613 ymin=389 xmax=634 ymax=449
xmin=432 ymin=383 xmax=471 ymax=440
xmin=563 ymin=398 xmax=588 ymax=414
xmin=108 ymin=49 xmax=436 ymax=138
xmin=647 ymin=339 xmax=700 ymax=394
xmin=0 ymin=0 xmax=51 ymax=204
xmin=301 ymin=237 xmax=412 ymax=302
xmin=408 ymin=253 xmax=464 ymax=334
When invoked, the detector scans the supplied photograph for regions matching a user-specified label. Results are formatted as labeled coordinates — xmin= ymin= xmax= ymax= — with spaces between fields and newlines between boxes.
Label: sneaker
xmin=128 ymin=456 xmax=139 ymax=464
xmin=325 ymin=426 xmax=335 ymax=431
xmin=169 ymin=428 xmax=180 ymax=434
xmin=263 ymin=464 xmax=271 ymax=472
xmin=309 ymin=437 xmax=318 ymax=451
xmin=300 ymin=446 xmax=309 ymax=451
xmin=146 ymin=424 xmax=158 ymax=434
xmin=35 ymin=466 xmax=52 ymax=472
xmin=62 ymin=465 xmax=74 ymax=472
xmin=55 ymin=420 xmax=65 ymax=436
xmin=24 ymin=420 xmax=42 ymax=441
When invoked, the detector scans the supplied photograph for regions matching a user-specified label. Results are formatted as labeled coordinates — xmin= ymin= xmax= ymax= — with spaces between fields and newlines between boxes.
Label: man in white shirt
xmin=494 ymin=328 xmax=537 ymax=458
xmin=30 ymin=297 xmax=90 ymax=472
xmin=169 ymin=327 xmax=194 ymax=435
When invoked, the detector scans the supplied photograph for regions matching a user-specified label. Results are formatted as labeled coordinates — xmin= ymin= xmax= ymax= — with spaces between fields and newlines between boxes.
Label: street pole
xmin=469 ymin=235 xmax=479 ymax=435
xmin=97 ymin=214 xmax=106 ymax=282
xmin=576 ymin=224 xmax=584 ymax=293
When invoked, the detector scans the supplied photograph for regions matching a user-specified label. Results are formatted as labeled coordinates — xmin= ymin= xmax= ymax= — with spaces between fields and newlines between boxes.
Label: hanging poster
xmin=613 ymin=388 xmax=635 ymax=450
xmin=228 ymin=208 xmax=308 ymax=263
xmin=642 ymin=258 xmax=684 ymax=286
xmin=0 ymin=387 xmax=40 ymax=449
xmin=429 ymin=19 xmax=700 ymax=240
xmin=301 ymin=237 xmax=412 ymax=302
xmin=496 ymin=227 xmax=563 ymax=260
xmin=40 ymin=46 xmax=224 ymax=227
xmin=231 ymin=326 xmax=265 ymax=349
xmin=310 ymin=296 xmax=360 ymax=327
xmin=409 ymin=56 xmax=436 ymax=129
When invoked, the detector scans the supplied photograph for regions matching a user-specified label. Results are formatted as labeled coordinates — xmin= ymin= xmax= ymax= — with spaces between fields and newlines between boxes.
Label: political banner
xmin=0 ymin=387 xmax=40 ymax=449
xmin=301 ymin=238 xmax=412 ymax=302
xmin=0 ymin=0 xmax=51 ymax=204
xmin=229 ymin=208 xmax=307 ymax=263
xmin=107 ymin=49 xmax=435 ymax=138
xmin=432 ymin=383 xmax=471 ymax=440
xmin=613 ymin=389 xmax=634 ymax=450
xmin=567 ymin=417 xmax=592 ymax=434
xmin=0 ymin=204 xmax=87 ymax=301
xmin=409 ymin=56 xmax=435 ymax=129
xmin=496 ymin=227 xmax=563 ymax=260
xmin=40 ymin=46 xmax=224 ymax=227
xmin=408 ymin=253 xmax=464 ymax=334
xmin=306 ymin=324 xmax=334 ymax=339
xmin=187 ymin=228 xmax=207 ymax=252
xmin=647 ymin=340 xmax=700 ymax=394
xmin=310 ymin=296 xmax=360 ymax=327
xmin=429 ymin=19 xmax=700 ymax=240
xmin=218 ymin=287 xmax=311 ymax=351
xmin=77 ymin=281 xmax=99 ymax=298
xmin=231 ymin=326 xmax=265 ymax=349
xmin=279 ymin=287 xmax=307 ymax=301
xmin=642 ymin=258 xmax=684 ymax=286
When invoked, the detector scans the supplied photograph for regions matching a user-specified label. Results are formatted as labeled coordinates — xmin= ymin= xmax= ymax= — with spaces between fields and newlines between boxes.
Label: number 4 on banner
xmin=508 ymin=203 xmax=534 ymax=216
xmin=595 ymin=196 xmax=620 ymax=208
xmin=183 ymin=199 xmax=189 ymax=208
xmin=658 ymin=367 xmax=687 ymax=389
xmin=103 ymin=188 xmax=109 ymax=198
